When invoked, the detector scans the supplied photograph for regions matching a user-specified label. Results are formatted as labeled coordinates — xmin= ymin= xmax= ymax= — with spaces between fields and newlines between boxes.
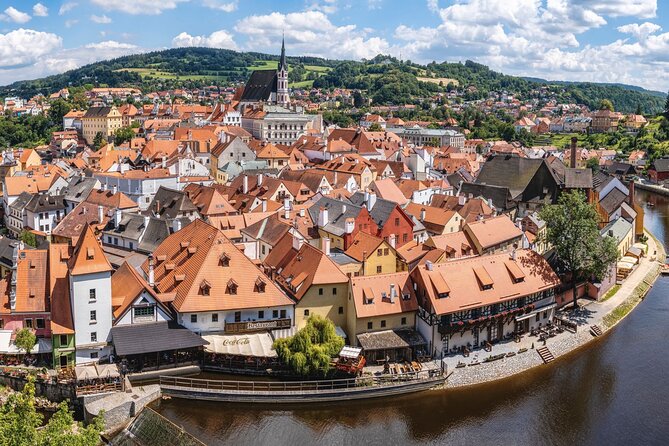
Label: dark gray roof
xmin=564 ymin=168 xmax=593 ymax=189
xmin=606 ymin=162 xmax=636 ymax=176
xmin=356 ymin=329 xmax=426 ymax=351
xmin=599 ymin=188 xmax=628 ymax=216
xmin=600 ymin=217 xmax=633 ymax=243
xmin=349 ymin=192 xmax=398 ymax=228
xmin=308 ymin=196 xmax=361 ymax=237
xmin=651 ymin=158 xmax=669 ymax=172
xmin=104 ymin=213 xmax=147 ymax=241
xmin=592 ymin=171 xmax=614 ymax=193
xmin=83 ymin=106 xmax=114 ymax=118
xmin=240 ymin=69 xmax=277 ymax=102
xmin=25 ymin=194 xmax=66 ymax=213
xmin=111 ymin=321 xmax=207 ymax=356
xmin=475 ymin=155 xmax=554 ymax=198
xmin=62 ymin=176 xmax=98 ymax=203
xmin=138 ymin=218 xmax=172 ymax=253
xmin=0 ymin=236 xmax=22 ymax=269
xmin=459 ymin=183 xmax=512 ymax=210
xmin=148 ymin=187 xmax=198 ymax=219
xmin=9 ymin=192 xmax=33 ymax=212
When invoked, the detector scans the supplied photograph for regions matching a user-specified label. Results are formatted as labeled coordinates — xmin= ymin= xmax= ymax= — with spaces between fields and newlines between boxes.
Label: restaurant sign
xmin=224 ymin=318 xmax=292 ymax=334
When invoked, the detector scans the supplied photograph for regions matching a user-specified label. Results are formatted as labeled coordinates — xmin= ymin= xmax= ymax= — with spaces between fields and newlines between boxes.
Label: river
xmin=151 ymin=188 xmax=669 ymax=446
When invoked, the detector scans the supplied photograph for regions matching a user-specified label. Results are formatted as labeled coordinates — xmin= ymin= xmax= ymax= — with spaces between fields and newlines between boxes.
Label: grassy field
xmin=116 ymin=68 xmax=223 ymax=81
xmin=417 ymin=76 xmax=459 ymax=86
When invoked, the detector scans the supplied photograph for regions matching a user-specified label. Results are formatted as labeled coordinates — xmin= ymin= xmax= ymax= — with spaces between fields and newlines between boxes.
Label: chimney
xmin=389 ymin=283 xmax=396 ymax=303
xmin=458 ymin=195 xmax=466 ymax=206
xmin=83 ymin=206 xmax=88 ymax=215
xmin=242 ymin=175 xmax=249 ymax=194
xmin=299 ymin=208 xmax=305 ymax=217
xmin=321 ymin=237 xmax=331 ymax=256
xmin=318 ymin=206 xmax=329 ymax=227
xmin=261 ymin=198 xmax=267 ymax=212
xmin=148 ymin=254 xmax=155 ymax=287
xmin=144 ymin=215 xmax=150 ymax=228
xmin=112 ymin=184 xmax=118 ymax=195
xmin=341 ymin=204 xmax=347 ymax=214
xmin=292 ymin=235 xmax=304 ymax=251
xmin=420 ymin=208 xmax=426 ymax=222
xmin=115 ymin=208 xmax=122 ymax=229
xmin=172 ymin=218 xmax=182 ymax=233
xmin=367 ymin=191 xmax=377 ymax=210
xmin=426 ymin=260 xmax=433 ymax=271
xmin=628 ymin=180 xmax=635 ymax=206
xmin=162 ymin=156 xmax=167 ymax=169
xmin=101 ymin=183 xmax=106 ymax=192
xmin=608 ymin=229 xmax=614 ymax=237
xmin=570 ymin=137 xmax=577 ymax=169
xmin=98 ymin=205 xmax=104 ymax=224
xmin=389 ymin=233 xmax=396 ymax=249
xmin=257 ymin=173 xmax=263 ymax=187
xmin=283 ymin=197 xmax=291 ymax=219
xmin=345 ymin=217 xmax=355 ymax=234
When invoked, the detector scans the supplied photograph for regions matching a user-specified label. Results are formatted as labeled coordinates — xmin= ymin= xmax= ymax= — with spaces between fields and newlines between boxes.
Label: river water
xmin=152 ymin=189 xmax=669 ymax=446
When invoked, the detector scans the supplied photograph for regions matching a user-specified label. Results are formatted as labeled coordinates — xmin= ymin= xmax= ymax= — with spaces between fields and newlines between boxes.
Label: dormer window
xmin=219 ymin=253 xmax=230 ymax=267
xmin=226 ymin=279 xmax=238 ymax=295
xmin=200 ymin=279 xmax=211 ymax=296
xmin=165 ymin=262 xmax=175 ymax=271
xmin=180 ymin=241 xmax=190 ymax=249
xmin=156 ymin=254 xmax=167 ymax=262
xmin=86 ymin=248 xmax=95 ymax=260
xmin=187 ymin=246 xmax=197 ymax=256
xmin=174 ymin=274 xmax=185 ymax=283
xmin=255 ymin=277 xmax=266 ymax=293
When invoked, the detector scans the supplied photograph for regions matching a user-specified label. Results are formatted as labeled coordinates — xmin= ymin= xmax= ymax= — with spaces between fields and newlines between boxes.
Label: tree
xmin=273 ymin=315 xmax=344 ymax=377
xmin=636 ymin=103 xmax=643 ymax=116
xmin=47 ymin=99 xmax=71 ymax=128
xmin=599 ymin=99 xmax=614 ymax=112
xmin=19 ymin=230 xmax=37 ymax=248
xmin=352 ymin=90 xmax=364 ymax=108
xmin=367 ymin=122 xmax=383 ymax=132
xmin=92 ymin=132 xmax=106 ymax=151
xmin=665 ymin=90 xmax=669 ymax=118
xmin=13 ymin=328 xmax=36 ymax=357
xmin=585 ymin=157 xmax=600 ymax=172
xmin=0 ymin=378 xmax=102 ymax=446
xmin=114 ymin=126 xmax=135 ymax=145
xmin=538 ymin=190 xmax=619 ymax=309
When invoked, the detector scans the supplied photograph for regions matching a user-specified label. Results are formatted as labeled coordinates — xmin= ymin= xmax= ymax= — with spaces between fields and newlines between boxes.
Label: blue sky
xmin=1 ymin=0 xmax=669 ymax=91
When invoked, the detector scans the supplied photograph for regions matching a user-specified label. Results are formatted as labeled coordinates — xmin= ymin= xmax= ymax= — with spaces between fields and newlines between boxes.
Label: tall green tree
xmin=599 ymin=99 xmax=614 ymax=112
xmin=47 ymin=100 xmax=71 ymax=128
xmin=92 ymin=132 xmax=106 ymax=151
xmin=273 ymin=315 xmax=344 ymax=377
xmin=0 ymin=378 xmax=102 ymax=446
xmin=114 ymin=126 xmax=135 ymax=145
xmin=585 ymin=157 xmax=600 ymax=172
xmin=665 ymin=90 xmax=669 ymax=118
xmin=539 ymin=190 xmax=619 ymax=309
xmin=13 ymin=328 xmax=36 ymax=357
xmin=19 ymin=230 xmax=37 ymax=248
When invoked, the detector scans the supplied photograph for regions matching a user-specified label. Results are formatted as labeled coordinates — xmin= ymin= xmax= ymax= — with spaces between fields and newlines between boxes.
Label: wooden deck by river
xmin=159 ymin=370 xmax=447 ymax=403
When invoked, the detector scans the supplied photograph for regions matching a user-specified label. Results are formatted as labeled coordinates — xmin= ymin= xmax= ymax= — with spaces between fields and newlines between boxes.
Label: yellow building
xmin=81 ymin=106 xmax=122 ymax=145
xmin=344 ymin=232 xmax=399 ymax=276
xmin=347 ymin=272 xmax=419 ymax=361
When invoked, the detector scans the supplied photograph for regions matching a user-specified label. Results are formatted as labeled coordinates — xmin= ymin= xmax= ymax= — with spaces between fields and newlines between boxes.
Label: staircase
xmin=537 ymin=346 xmax=555 ymax=364
xmin=590 ymin=325 xmax=603 ymax=337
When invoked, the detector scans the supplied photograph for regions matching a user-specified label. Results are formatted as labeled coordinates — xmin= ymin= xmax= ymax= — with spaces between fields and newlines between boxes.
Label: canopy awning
xmin=95 ymin=363 xmax=120 ymax=379
xmin=203 ymin=332 xmax=277 ymax=358
xmin=356 ymin=329 xmax=426 ymax=352
xmin=335 ymin=326 xmax=348 ymax=339
xmin=515 ymin=303 xmax=557 ymax=321
xmin=339 ymin=346 xmax=362 ymax=359
xmin=111 ymin=321 xmax=208 ymax=356
xmin=75 ymin=365 xmax=98 ymax=381
xmin=0 ymin=330 xmax=52 ymax=354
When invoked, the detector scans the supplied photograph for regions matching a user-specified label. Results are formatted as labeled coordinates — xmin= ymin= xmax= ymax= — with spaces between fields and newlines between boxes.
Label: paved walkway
xmin=441 ymin=231 xmax=663 ymax=388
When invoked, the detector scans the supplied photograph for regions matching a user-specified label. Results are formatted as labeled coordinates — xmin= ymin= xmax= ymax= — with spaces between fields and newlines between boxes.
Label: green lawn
xmin=601 ymin=284 xmax=621 ymax=302
xmin=116 ymin=68 xmax=222 ymax=81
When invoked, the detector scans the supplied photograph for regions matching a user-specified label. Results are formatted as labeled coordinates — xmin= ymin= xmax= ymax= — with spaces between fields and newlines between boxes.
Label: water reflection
xmin=152 ymin=189 xmax=669 ymax=446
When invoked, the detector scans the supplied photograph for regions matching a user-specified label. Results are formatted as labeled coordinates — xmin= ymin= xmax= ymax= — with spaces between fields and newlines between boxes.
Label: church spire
xmin=279 ymin=35 xmax=287 ymax=72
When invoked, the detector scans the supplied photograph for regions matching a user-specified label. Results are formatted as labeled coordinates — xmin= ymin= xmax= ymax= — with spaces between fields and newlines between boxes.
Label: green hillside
xmin=0 ymin=48 xmax=665 ymax=114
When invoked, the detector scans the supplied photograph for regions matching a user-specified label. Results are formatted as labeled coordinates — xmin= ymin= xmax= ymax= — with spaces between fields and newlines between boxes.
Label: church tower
xmin=276 ymin=37 xmax=289 ymax=107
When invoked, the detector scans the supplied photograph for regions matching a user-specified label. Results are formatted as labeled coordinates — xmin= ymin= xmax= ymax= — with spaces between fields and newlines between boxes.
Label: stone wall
xmin=0 ymin=374 xmax=76 ymax=402
xmin=84 ymin=384 xmax=161 ymax=432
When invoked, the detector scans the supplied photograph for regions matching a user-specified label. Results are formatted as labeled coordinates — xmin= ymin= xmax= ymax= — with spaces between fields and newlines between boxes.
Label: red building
xmin=648 ymin=158 xmax=669 ymax=183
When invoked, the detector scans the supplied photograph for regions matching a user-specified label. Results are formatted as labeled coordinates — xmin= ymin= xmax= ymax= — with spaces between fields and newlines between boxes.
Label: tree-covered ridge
xmin=0 ymin=48 xmax=664 ymax=114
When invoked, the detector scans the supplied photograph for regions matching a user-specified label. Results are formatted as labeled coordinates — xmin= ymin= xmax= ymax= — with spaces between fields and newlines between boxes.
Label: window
xmin=212 ymin=313 xmax=218 ymax=323
xmin=280 ymin=309 xmax=286 ymax=319
xmin=262 ymin=245 xmax=266 ymax=255
xmin=332 ymin=288 xmax=337 ymax=295
xmin=403 ymin=233 xmax=408 ymax=243
xmin=384 ymin=248 xmax=389 ymax=256
xmin=377 ymin=249 xmax=383 ymax=256
xmin=89 ymin=289 xmax=96 ymax=301
xmin=401 ymin=317 xmax=407 ymax=325
xmin=367 ymin=322 xmax=373 ymax=330
xmin=0 ymin=319 xmax=3 ymax=329
xmin=535 ymin=313 xmax=540 ymax=322
xmin=90 ymin=352 xmax=98 ymax=359
xmin=376 ymin=266 xmax=382 ymax=274
xmin=273 ymin=310 xmax=279 ymax=319
xmin=24 ymin=319 xmax=33 ymax=328
xmin=543 ymin=311 xmax=548 ymax=319
xmin=36 ymin=318 xmax=45 ymax=329
xmin=134 ymin=306 xmax=154 ymax=318
xmin=91 ymin=332 xmax=97 ymax=343
xmin=381 ymin=320 xmax=386 ymax=328
xmin=338 ymin=306 xmax=344 ymax=314
xmin=395 ymin=217 xmax=400 ymax=226
xmin=60 ymin=335 xmax=67 ymax=346
xmin=90 ymin=311 xmax=96 ymax=323
xmin=235 ymin=311 xmax=241 ymax=322
xmin=258 ymin=310 xmax=265 ymax=319
xmin=318 ymin=288 xmax=323 ymax=295
xmin=191 ymin=314 xmax=197 ymax=323
xmin=304 ymin=309 xmax=310 ymax=316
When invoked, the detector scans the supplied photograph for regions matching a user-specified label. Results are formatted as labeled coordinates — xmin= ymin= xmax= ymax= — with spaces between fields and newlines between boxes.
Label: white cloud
xmin=0 ymin=28 xmax=62 ymax=68
xmin=59 ymin=2 xmax=77 ymax=15
xmin=172 ymin=30 xmax=238 ymax=50
xmin=32 ymin=3 xmax=48 ymax=17
xmin=64 ymin=19 xmax=78 ymax=28
xmin=368 ymin=0 xmax=382 ymax=9
xmin=305 ymin=0 xmax=338 ymax=15
xmin=617 ymin=22 xmax=661 ymax=40
xmin=2 ymin=6 xmax=32 ymax=24
xmin=235 ymin=10 xmax=394 ymax=60
xmin=91 ymin=14 xmax=112 ymax=24
xmin=90 ymin=0 xmax=189 ymax=15
xmin=202 ymin=0 xmax=238 ymax=12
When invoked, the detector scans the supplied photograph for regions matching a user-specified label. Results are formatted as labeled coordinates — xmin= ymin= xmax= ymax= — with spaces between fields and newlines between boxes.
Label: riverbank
xmin=443 ymin=230 xmax=664 ymax=389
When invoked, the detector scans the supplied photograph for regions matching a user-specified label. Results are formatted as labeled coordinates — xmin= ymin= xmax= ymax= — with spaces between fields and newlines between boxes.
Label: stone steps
xmin=537 ymin=346 xmax=555 ymax=364
xmin=590 ymin=325 xmax=603 ymax=337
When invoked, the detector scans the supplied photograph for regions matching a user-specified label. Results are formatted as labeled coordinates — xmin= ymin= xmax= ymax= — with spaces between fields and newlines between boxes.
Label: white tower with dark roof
xmin=276 ymin=37 xmax=289 ymax=107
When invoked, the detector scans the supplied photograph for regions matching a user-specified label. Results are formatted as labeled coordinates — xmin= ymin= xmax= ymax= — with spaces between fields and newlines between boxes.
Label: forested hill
xmin=0 ymin=48 xmax=664 ymax=114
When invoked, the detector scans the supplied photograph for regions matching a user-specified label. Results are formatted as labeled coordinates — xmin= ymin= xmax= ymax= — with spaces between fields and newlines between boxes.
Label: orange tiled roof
xmin=351 ymin=272 xmax=418 ymax=318
xmin=68 ymin=224 xmax=113 ymax=276
xmin=49 ymin=244 xmax=74 ymax=334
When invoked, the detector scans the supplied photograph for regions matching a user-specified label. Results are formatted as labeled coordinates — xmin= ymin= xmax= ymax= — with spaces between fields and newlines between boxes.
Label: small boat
xmin=646 ymin=202 xmax=655 ymax=208
xmin=661 ymin=264 xmax=669 ymax=276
